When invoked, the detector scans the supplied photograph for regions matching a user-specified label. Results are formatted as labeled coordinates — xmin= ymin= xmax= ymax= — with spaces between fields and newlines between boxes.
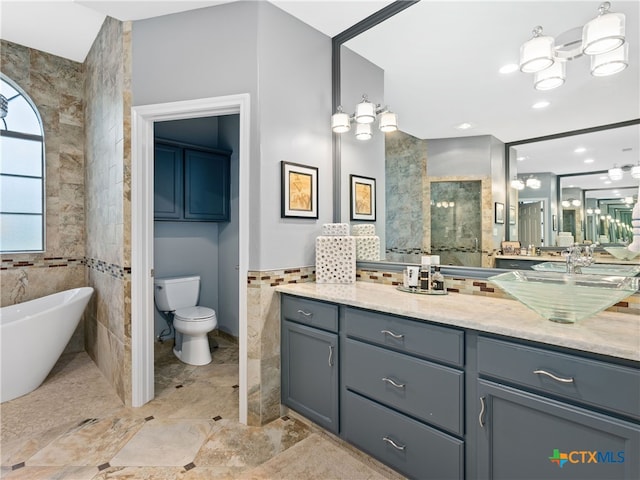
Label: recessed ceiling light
xmin=604 ymin=180 xmax=612 ymax=184
xmin=584 ymin=158 xmax=594 ymax=164
xmin=455 ymin=122 xmax=473 ymax=130
xmin=599 ymin=176 xmax=608 ymax=180
xmin=532 ymin=100 xmax=550 ymax=109
xmin=517 ymin=156 xmax=526 ymax=161
xmin=499 ymin=63 xmax=519 ymax=74
xmin=574 ymin=147 xmax=586 ymax=153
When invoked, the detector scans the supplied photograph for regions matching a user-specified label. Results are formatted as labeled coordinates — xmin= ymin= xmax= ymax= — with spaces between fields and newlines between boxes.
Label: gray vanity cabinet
xmin=281 ymin=295 xmax=339 ymax=434
xmin=476 ymin=336 xmax=640 ymax=480
xmin=341 ymin=307 xmax=465 ymax=480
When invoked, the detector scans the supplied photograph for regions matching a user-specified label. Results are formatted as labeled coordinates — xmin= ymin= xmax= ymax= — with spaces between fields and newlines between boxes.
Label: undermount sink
xmin=532 ymin=262 xmax=640 ymax=277
xmin=604 ymin=246 xmax=640 ymax=261
xmin=489 ymin=271 xmax=639 ymax=324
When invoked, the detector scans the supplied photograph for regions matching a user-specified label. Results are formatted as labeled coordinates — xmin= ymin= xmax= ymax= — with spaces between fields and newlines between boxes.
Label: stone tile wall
xmin=83 ymin=17 xmax=133 ymax=405
xmin=0 ymin=40 xmax=86 ymax=353
xmin=247 ymin=267 xmax=315 ymax=426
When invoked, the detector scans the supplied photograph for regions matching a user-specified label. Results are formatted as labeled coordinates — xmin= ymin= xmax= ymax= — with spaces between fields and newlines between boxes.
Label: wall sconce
xmin=562 ymin=198 xmax=582 ymax=208
xmin=511 ymin=178 xmax=525 ymax=190
xmin=525 ymin=177 xmax=541 ymax=189
xmin=519 ymin=2 xmax=628 ymax=90
xmin=608 ymin=164 xmax=640 ymax=180
xmin=331 ymin=94 xmax=398 ymax=140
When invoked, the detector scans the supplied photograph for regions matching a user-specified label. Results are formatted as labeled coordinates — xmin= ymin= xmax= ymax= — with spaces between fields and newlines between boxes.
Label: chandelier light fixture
xmin=331 ymin=94 xmax=398 ymax=140
xmin=562 ymin=198 xmax=582 ymax=208
xmin=519 ymin=2 xmax=628 ymax=90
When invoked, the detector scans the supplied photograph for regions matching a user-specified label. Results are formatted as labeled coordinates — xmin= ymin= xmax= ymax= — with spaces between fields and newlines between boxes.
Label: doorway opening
xmin=131 ymin=94 xmax=250 ymax=424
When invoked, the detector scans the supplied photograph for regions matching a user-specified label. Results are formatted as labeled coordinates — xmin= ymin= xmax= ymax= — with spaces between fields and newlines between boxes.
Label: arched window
xmin=0 ymin=74 xmax=45 ymax=252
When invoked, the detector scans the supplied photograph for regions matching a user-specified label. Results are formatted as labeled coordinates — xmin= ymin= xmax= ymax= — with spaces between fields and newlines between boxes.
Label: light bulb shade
xmin=534 ymin=60 xmax=566 ymax=90
xmin=511 ymin=179 xmax=525 ymax=190
xmin=595 ymin=208 xmax=601 ymax=214
xmin=631 ymin=165 xmax=640 ymax=179
xmin=355 ymin=98 xmax=376 ymax=124
xmin=520 ymin=32 xmax=555 ymax=73
xmin=582 ymin=10 xmax=625 ymax=55
xmin=331 ymin=111 xmax=351 ymax=133
xmin=587 ymin=208 xmax=594 ymax=214
xmin=608 ymin=166 xmax=623 ymax=180
xmin=571 ymin=199 xmax=581 ymax=207
xmin=526 ymin=177 xmax=541 ymax=189
xmin=591 ymin=43 xmax=628 ymax=76
xmin=562 ymin=200 xmax=571 ymax=208
xmin=355 ymin=123 xmax=372 ymax=141
xmin=378 ymin=111 xmax=398 ymax=132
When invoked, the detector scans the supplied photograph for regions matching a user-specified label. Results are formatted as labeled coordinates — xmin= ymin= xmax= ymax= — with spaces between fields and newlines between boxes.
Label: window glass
xmin=0 ymin=74 xmax=45 ymax=252
xmin=0 ymin=214 xmax=43 ymax=252
xmin=0 ymin=136 xmax=43 ymax=176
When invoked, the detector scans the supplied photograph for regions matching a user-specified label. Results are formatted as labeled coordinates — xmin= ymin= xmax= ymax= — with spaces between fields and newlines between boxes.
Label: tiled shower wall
xmin=83 ymin=17 xmax=133 ymax=404
xmin=0 ymin=40 xmax=86 ymax=353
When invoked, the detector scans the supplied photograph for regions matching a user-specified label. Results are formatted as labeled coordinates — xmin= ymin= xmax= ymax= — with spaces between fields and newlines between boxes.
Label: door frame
xmin=131 ymin=94 xmax=250 ymax=424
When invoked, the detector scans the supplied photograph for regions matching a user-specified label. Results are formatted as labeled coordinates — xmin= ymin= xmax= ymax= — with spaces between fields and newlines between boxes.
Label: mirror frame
xmin=331 ymin=1 xmax=639 ymax=278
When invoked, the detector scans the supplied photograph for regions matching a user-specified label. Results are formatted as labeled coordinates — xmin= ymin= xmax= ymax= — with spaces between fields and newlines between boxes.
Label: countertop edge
xmin=275 ymin=282 xmax=640 ymax=364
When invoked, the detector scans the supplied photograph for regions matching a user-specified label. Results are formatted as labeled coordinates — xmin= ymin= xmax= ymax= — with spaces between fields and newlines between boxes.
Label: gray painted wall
xmin=132 ymin=1 xmax=332 ymax=271
xmin=340 ymin=46 xmax=386 ymax=254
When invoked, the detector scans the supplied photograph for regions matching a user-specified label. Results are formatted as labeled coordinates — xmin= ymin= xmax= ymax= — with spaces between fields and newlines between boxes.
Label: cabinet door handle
xmin=381 ymin=329 xmax=404 ymax=339
xmin=533 ymin=369 xmax=574 ymax=383
xmin=479 ymin=396 xmax=486 ymax=428
xmin=383 ymin=436 xmax=406 ymax=451
xmin=328 ymin=345 xmax=334 ymax=367
xmin=382 ymin=377 xmax=405 ymax=389
xmin=297 ymin=309 xmax=313 ymax=317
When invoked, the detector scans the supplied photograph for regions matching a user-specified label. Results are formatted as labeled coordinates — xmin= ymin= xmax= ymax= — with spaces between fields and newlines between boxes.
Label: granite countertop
xmin=276 ymin=282 xmax=640 ymax=363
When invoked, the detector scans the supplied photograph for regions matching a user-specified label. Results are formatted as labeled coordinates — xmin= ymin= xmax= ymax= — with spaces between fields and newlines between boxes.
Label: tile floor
xmin=1 ymin=334 xmax=404 ymax=479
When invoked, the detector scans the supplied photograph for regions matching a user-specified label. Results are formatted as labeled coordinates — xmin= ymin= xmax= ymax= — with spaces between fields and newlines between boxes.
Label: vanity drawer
xmin=343 ymin=307 xmax=464 ymax=367
xmin=478 ymin=336 xmax=640 ymax=420
xmin=281 ymin=294 xmax=338 ymax=332
xmin=343 ymin=390 xmax=463 ymax=480
xmin=344 ymin=338 xmax=464 ymax=435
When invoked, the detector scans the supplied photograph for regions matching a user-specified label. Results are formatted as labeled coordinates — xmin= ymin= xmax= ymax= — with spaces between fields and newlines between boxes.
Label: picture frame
xmin=494 ymin=202 xmax=504 ymax=224
xmin=281 ymin=161 xmax=318 ymax=218
xmin=350 ymin=174 xmax=376 ymax=221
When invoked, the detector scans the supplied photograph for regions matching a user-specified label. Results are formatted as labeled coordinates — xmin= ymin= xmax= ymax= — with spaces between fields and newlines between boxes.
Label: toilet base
xmin=173 ymin=334 xmax=212 ymax=366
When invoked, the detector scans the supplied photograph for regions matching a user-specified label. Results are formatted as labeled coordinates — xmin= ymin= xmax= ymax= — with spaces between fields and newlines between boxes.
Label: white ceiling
xmin=1 ymin=0 xmax=638 ymax=196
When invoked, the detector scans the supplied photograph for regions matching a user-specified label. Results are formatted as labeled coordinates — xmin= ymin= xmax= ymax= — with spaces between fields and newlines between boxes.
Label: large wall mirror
xmin=333 ymin=0 xmax=639 ymax=270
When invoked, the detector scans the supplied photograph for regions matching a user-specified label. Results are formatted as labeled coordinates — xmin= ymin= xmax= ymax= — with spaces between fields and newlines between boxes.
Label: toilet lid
xmin=174 ymin=306 xmax=216 ymax=321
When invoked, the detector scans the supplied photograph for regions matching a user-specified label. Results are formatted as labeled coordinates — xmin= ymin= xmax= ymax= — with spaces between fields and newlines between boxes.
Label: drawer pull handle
xmin=383 ymin=436 xmax=406 ymax=451
xmin=382 ymin=377 xmax=405 ymax=389
xmin=328 ymin=345 xmax=334 ymax=367
xmin=297 ymin=309 xmax=313 ymax=317
xmin=533 ymin=369 xmax=574 ymax=383
xmin=381 ymin=329 xmax=404 ymax=339
xmin=479 ymin=396 xmax=486 ymax=428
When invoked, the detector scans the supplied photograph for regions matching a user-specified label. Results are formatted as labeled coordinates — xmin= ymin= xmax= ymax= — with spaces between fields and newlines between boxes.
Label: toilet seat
xmin=174 ymin=306 xmax=216 ymax=321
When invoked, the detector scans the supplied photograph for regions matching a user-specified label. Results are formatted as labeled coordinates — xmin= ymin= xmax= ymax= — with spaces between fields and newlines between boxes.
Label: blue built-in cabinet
xmin=154 ymin=140 xmax=231 ymax=222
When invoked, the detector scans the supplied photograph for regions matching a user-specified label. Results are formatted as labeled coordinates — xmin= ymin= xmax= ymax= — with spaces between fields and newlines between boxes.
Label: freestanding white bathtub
xmin=0 ymin=287 xmax=94 ymax=403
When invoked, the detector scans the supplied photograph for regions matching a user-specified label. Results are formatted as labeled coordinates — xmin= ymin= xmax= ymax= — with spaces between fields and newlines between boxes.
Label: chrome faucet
xmin=563 ymin=243 xmax=595 ymax=274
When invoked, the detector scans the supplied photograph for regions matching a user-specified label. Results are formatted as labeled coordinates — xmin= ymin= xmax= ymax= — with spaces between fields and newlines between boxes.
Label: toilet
xmin=154 ymin=275 xmax=217 ymax=365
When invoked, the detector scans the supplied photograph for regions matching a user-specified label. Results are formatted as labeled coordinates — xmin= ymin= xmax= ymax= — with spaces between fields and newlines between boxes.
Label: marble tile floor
xmin=1 ymin=334 xmax=404 ymax=479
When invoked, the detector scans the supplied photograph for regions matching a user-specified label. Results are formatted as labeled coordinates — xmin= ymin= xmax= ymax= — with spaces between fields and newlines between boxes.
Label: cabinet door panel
xmin=184 ymin=149 xmax=229 ymax=221
xmin=477 ymin=380 xmax=640 ymax=480
xmin=154 ymin=144 xmax=183 ymax=219
xmin=281 ymin=320 xmax=338 ymax=433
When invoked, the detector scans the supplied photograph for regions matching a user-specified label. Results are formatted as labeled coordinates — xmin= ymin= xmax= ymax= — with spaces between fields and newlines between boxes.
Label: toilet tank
xmin=154 ymin=275 xmax=200 ymax=312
